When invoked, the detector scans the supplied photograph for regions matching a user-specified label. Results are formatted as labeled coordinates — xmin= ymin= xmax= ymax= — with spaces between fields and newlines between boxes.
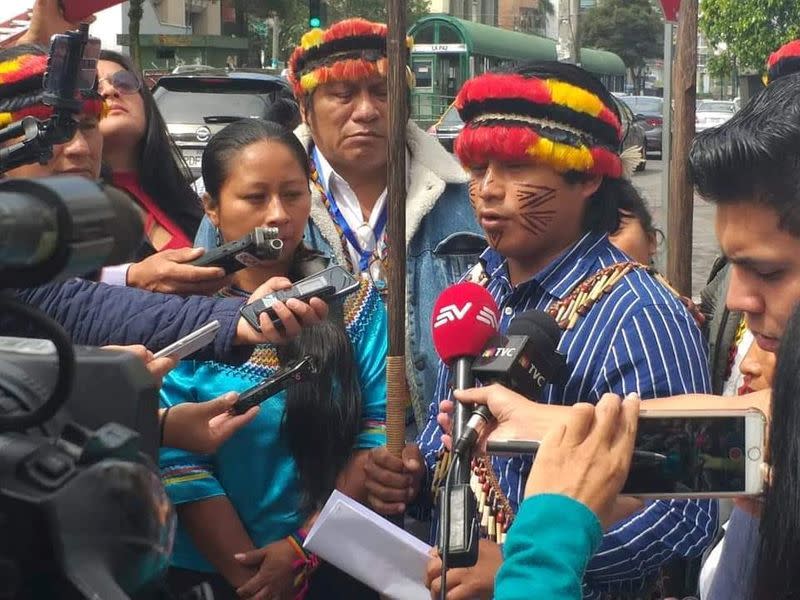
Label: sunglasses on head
xmin=98 ymin=69 xmax=141 ymax=95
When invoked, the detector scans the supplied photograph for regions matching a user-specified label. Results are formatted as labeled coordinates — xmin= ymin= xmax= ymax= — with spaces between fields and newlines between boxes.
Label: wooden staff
xmin=667 ymin=0 xmax=698 ymax=296
xmin=385 ymin=0 xmax=409 ymax=460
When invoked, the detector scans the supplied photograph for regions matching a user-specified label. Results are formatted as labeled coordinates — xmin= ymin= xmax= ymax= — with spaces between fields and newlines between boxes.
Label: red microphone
xmin=432 ymin=282 xmax=500 ymax=365
xmin=431 ymin=282 xmax=499 ymax=473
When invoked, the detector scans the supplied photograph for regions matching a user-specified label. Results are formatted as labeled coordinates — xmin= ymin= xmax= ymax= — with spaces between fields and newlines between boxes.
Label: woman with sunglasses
xmin=96 ymin=51 xmax=225 ymax=294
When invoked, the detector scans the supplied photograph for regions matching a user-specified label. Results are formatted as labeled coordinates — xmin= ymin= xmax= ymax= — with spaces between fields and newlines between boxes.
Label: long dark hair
xmin=754 ymin=303 xmax=800 ymax=599
xmin=278 ymin=319 xmax=361 ymax=511
xmin=508 ymin=60 xmax=624 ymax=235
xmin=99 ymin=50 xmax=203 ymax=239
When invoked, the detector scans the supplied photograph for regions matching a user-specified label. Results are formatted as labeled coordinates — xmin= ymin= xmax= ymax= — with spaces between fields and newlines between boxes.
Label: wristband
xmin=285 ymin=528 xmax=319 ymax=600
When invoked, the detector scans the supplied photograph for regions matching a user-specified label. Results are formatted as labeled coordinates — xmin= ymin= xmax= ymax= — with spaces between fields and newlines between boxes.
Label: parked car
xmin=426 ymin=103 xmax=463 ymax=152
xmin=427 ymin=98 xmax=647 ymax=172
xmin=152 ymin=71 xmax=290 ymax=178
xmin=612 ymin=96 xmax=648 ymax=172
xmin=695 ymin=100 xmax=736 ymax=132
xmin=618 ymin=95 xmax=663 ymax=154
xmin=171 ymin=64 xmax=219 ymax=74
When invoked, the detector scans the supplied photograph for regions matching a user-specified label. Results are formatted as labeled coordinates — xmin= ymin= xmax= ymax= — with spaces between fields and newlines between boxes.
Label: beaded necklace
xmin=308 ymin=151 xmax=389 ymax=292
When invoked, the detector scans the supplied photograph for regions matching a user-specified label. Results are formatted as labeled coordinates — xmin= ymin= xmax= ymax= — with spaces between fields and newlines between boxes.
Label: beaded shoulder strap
xmin=435 ymin=259 xmax=658 ymax=543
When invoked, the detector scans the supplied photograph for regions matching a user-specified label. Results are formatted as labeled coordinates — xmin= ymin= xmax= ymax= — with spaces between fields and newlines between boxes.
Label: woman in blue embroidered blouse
xmin=159 ymin=119 xmax=387 ymax=600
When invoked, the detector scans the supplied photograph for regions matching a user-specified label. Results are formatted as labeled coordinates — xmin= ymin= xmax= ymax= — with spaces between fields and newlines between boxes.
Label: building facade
xmin=111 ymin=0 xmax=247 ymax=70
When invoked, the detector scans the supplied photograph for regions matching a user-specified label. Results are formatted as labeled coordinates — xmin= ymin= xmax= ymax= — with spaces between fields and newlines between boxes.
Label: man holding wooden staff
xmin=196 ymin=18 xmax=484 ymax=435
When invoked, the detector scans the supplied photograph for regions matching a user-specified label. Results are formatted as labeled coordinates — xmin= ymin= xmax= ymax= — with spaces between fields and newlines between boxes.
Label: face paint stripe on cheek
xmin=514 ymin=183 xmax=557 ymax=235
xmin=468 ymin=179 xmax=478 ymax=211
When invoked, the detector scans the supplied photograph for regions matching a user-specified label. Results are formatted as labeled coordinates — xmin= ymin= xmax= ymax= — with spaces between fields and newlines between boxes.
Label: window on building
xmin=413 ymin=60 xmax=433 ymax=89
xmin=414 ymin=24 xmax=435 ymax=44
xmin=156 ymin=47 xmax=176 ymax=60
xmin=438 ymin=24 xmax=461 ymax=44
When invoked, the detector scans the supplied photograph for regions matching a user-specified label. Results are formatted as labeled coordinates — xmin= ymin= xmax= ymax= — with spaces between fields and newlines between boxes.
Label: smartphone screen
xmin=621 ymin=413 xmax=764 ymax=496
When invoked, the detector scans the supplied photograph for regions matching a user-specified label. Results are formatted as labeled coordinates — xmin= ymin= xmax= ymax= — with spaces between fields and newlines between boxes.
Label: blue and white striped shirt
xmin=417 ymin=232 xmax=716 ymax=599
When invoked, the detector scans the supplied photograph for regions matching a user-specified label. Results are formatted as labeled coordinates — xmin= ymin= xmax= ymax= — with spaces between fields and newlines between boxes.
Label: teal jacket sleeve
xmin=345 ymin=282 xmax=388 ymax=450
xmin=496 ymin=494 xmax=603 ymax=600
xmin=159 ymin=361 xmax=227 ymax=506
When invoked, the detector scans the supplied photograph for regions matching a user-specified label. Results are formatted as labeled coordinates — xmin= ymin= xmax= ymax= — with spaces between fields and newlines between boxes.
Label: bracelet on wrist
xmin=286 ymin=528 xmax=312 ymax=561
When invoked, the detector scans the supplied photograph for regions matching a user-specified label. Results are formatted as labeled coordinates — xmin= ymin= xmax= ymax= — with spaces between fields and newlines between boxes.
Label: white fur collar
xmin=294 ymin=121 xmax=467 ymax=248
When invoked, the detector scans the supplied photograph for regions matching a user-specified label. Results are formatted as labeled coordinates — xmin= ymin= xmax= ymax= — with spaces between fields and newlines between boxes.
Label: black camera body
xmin=0 ymin=422 xmax=172 ymax=600
xmin=0 ymin=21 xmax=178 ymax=600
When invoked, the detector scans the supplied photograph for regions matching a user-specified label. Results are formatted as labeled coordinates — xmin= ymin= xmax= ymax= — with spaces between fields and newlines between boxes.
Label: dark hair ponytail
xmin=753 ymin=303 xmax=800 ymax=599
xmin=277 ymin=318 xmax=361 ymax=511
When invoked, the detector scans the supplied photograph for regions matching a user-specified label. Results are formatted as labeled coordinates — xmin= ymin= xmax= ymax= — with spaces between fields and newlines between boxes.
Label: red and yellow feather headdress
xmin=454 ymin=69 xmax=625 ymax=179
xmin=767 ymin=39 xmax=800 ymax=84
xmin=287 ymin=18 xmax=413 ymax=98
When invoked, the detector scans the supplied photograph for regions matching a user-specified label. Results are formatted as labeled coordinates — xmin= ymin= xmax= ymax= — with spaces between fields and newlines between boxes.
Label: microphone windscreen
xmin=508 ymin=309 xmax=560 ymax=343
xmin=431 ymin=282 xmax=499 ymax=365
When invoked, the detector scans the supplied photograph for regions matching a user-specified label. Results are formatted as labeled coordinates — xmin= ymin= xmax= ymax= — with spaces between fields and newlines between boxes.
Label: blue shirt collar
xmin=479 ymin=231 xmax=609 ymax=300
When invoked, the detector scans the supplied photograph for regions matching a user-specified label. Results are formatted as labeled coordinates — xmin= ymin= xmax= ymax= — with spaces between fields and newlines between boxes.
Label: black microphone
xmin=0 ymin=176 xmax=144 ymax=288
xmin=453 ymin=310 xmax=566 ymax=456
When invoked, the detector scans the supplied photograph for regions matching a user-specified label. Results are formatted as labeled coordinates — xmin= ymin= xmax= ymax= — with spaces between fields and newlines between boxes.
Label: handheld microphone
xmin=453 ymin=310 xmax=565 ymax=456
xmin=431 ymin=282 xmax=498 ymax=570
xmin=431 ymin=282 xmax=500 ymax=472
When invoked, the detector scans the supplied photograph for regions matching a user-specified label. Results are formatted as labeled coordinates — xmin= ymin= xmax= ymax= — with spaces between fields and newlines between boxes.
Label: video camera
xmin=0 ymin=24 xmax=178 ymax=600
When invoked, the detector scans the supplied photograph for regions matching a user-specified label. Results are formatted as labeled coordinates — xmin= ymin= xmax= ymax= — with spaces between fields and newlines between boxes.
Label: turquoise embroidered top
xmin=159 ymin=279 xmax=387 ymax=572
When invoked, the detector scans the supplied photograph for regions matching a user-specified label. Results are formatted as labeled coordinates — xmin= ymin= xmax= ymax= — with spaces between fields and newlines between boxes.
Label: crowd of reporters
xmin=6 ymin=0 xmax=800 ymax=599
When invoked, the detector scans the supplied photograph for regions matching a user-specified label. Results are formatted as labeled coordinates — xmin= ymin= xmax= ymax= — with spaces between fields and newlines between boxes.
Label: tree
xmin=580 ymin=0 xmax=662 ymax=94
xmin=700 ymin=0 xmax=800 ymax=75
xmin=324 ymin=0 xmax=430 ymax=27
xmin=128 ymin=0 xmax=144 ymax=69
xmin=237 ymin=0 xmax=430 ymax=65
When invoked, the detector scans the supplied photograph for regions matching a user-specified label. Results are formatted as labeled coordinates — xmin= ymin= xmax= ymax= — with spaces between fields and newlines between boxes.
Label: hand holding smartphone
xmin=488 ymin=409 xmax=768 ymax=498
xmin=154 ymin=321 xmax=221 ymax=361
xmin=240 ymin=266 xmax=359 ymax=333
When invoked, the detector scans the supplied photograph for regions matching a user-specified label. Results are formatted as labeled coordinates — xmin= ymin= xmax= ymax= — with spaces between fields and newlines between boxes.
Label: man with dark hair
xmin=449 ymin=59 xmax=800 ymax=600
xmin=688 ymin=68 xmax=800 ymax=600
xmin=196 ymin=18 xmax=485 ymax=429
xmin=364 ymin=60 xmax=715 ymax=599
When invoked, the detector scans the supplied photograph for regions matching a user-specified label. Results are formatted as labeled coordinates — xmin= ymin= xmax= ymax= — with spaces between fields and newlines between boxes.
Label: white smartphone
xmin=487 ymin=408 xmax=767 ymax=498
xmin=153 ymin=321 xmax=221 ymax=360
xmin=618 ymin=408 xmax=767 ymax=498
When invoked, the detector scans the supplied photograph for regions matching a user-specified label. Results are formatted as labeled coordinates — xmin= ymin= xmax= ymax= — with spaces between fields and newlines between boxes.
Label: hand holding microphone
xmin=362 ymin=281 xmax=499 ymax=517
xmin=452 ymin=310 xmax=565 ymax=455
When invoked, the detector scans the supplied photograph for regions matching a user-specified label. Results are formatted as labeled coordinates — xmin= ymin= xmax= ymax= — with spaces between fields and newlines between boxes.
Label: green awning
xmin=409 ymin=15 xmax=626 ymax=77
xmin=579 ymin=48 xmax=627 ymax=77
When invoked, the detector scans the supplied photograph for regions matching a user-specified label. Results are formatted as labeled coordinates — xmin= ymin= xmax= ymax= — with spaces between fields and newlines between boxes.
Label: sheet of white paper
xmin=304 ymin=490 xmax=432 ymax=600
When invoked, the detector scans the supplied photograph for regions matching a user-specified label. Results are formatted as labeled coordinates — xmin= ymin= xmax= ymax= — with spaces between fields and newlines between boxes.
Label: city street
xmin=632 ymin=156 xmax=720 ymax=298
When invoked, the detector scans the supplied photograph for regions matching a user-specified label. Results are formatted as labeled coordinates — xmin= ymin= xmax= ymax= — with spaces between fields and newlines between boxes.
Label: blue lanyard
xmin=311 ymin=148 xmax=388 ymax=272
